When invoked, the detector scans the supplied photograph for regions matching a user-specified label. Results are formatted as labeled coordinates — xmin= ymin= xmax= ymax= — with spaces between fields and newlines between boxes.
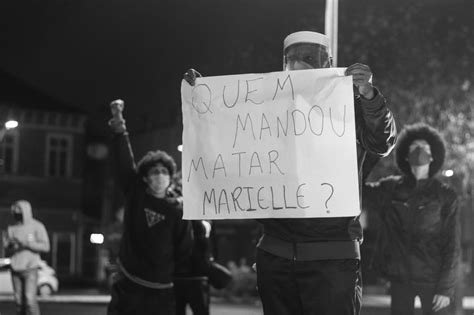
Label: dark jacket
xmin=363 ymin=175 xmax=460 ymax=297
xmin=114 ymin=133 xmax=193 ymax=288
xmin=175 ymin=220 xmax=212 ymax=278
xmin=258 ymin=88 xmax=397 ymax=260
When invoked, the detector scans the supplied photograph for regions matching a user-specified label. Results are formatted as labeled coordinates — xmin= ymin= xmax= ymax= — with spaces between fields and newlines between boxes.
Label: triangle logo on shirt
xmin=144 ymin=208 xmax=165 ymax=227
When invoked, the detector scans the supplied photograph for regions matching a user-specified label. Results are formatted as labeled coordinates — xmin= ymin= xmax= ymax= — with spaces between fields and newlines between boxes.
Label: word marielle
xmin=201 ymin=183 xmax=310 ymax=215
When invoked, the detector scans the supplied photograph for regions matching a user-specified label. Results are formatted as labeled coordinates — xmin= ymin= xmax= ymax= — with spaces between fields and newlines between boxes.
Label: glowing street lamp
xmin=443 ymin=169 xmax=454 ymax=177
xmin=90 ymin=233 xmax=104 ymax=245
xmin=4 ymin=120 xmax=18 ymax=130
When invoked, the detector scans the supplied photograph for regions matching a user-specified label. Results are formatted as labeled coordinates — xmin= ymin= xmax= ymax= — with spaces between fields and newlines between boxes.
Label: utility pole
xmin=325 ymin=0 xmax=339 ymax=67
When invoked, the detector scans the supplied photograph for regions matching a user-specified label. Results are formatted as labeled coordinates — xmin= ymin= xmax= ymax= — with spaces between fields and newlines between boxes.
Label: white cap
xmin=283 ymin=31 xmax=331 ymax=52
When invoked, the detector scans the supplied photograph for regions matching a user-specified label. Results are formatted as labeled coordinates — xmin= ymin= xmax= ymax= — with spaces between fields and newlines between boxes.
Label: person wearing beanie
xmin=106 ymin=100 xmax=193 ymax=315
xmin=184 ymin=31 xmax=397 ymax=315
xmin=5 ymin=200 xmax=50 ymax=315
xmin=363 ymin=123 xmax=460 ymax=315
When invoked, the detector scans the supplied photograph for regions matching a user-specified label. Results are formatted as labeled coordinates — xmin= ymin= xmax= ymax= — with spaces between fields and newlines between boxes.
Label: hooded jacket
xmin=257 ymin=89 xmax=397 ymax=260
xmin=363 ymin=123 xmax=460 ymax=297
xmin=364 ymin=176 xmax=459 ymax=297
xmin=7 ymin=200 xmax=50 ymax=272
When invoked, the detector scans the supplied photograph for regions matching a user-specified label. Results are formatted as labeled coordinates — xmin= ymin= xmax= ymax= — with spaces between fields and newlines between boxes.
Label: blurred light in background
xmin=90 ymin=233 xmax=104 ymax=244
xmin=86 ymin=143 xmax=109 ymax=160
xmin=443 ymin=169 xmax=454 ymax=177
xmin=4 ymin=120 xmax=18 ymax=129
xmin=177 ymin=144 xmax=183 ymax=152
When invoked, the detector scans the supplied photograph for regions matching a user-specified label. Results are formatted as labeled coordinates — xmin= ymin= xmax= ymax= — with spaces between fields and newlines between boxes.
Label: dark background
xmin=1 ymin=0 xmax=472 ymax=133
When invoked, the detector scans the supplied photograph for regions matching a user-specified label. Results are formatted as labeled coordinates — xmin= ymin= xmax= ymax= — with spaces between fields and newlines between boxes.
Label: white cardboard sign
xmin=181 ymin=68 xmax=360 ymax=220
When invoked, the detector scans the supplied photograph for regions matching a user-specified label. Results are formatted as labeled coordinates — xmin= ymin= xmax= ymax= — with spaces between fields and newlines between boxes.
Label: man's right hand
xmin=183 ymin=68 xmax=202 ymax=86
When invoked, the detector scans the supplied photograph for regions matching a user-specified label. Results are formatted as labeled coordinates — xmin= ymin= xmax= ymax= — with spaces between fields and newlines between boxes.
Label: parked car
xmin=0 ymin=258 xmax=59 ymax=296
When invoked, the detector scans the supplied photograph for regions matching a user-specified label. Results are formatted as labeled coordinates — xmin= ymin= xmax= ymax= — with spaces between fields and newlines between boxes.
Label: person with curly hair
xmin=106 ymin=99 xmax=193 ymax=315
xmin=363 ymin=123 xmax=461 ymax=315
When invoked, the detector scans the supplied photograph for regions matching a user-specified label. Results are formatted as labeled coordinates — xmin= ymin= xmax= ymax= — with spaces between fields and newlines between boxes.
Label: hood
xmin=13 ymin=200 xmax=33 ymax=223
xmin=395 ymin=123 xmax=445 ymax=178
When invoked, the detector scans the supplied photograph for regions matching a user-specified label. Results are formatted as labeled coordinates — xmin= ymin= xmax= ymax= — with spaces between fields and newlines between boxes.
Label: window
xmin=0 ymin=132 xmax=19 ymax=174
xmin=46 ymin=134 xmax=73 ymax=177
xmin=51 ymin=232 xmax=76 ymax=276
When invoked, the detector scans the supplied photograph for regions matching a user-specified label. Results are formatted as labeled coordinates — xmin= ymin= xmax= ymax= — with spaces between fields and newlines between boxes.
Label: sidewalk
xmin=1 ymin=292 xmax=474 ymax=310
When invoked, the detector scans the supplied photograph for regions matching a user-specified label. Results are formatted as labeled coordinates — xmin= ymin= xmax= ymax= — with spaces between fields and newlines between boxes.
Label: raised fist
xmin=345 ymin=63 xmax=375 ymax=100
xmin=109 ymin=99 xmax=127 ymax=134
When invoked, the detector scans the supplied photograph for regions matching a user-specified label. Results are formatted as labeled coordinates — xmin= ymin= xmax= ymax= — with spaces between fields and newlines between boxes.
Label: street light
xmin=443 ymin=169 xmax=454 ymax=177
xmin=4 ymin=120 xmax=18 ymax=130
xmin=1 ymin=120 xmax=18 ymax=142
xmin=90 ymin=233 xmax=104 ymax=245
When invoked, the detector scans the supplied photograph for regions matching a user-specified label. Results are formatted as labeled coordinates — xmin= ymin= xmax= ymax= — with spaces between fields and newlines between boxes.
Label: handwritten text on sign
xmin=181 ymin=68 xmax=360 ymax=220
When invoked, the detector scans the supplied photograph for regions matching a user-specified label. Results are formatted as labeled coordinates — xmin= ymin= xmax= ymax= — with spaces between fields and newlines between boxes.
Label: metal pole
xmin=325 ymin=0 xmax=339 ymax=67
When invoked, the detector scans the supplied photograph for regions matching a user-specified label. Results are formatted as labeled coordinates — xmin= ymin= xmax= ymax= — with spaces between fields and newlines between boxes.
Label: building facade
xmin=0 ymin=70 xmax=99 ymax=281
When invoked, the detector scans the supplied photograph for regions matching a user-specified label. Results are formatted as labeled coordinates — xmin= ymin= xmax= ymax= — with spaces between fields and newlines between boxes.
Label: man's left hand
xmin=432 ymin=294 xmax=450 ymax=312
xmin=345 ymin=63 xmax=375 ymax=100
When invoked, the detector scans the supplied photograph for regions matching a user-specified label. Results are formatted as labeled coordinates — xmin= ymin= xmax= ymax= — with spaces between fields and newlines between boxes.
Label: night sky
xmin=1 ymin=0 xmax=470 ymax=137
xmin=0 ymin=0 xmax=330 ymax=136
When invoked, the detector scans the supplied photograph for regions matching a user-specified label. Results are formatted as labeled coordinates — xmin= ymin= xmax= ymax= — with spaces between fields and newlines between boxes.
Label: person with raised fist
xmin=106 ymin=99 xmax=193 ymax=315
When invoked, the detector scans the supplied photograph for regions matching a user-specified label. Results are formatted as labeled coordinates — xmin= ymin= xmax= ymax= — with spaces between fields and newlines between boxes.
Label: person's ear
xmin=142 ymin=176 xmax=149 ymax=184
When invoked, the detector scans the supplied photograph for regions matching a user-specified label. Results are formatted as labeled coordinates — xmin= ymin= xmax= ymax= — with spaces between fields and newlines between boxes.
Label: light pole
xmin=0 ymin=120 xmax=18 ymax=142
xmin=325 ymin=0 xmax=339 ymax=67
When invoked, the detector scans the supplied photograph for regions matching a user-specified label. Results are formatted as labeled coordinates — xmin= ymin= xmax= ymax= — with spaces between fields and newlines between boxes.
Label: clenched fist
xmin=108 ymin=99 xmax=127 ymax=134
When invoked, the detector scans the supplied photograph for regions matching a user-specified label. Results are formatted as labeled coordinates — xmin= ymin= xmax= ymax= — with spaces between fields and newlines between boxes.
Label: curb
xmin=1 ymin=294 xmax=474 ymax=310
xmin=0 ymin=295 xmax=111 ymax=304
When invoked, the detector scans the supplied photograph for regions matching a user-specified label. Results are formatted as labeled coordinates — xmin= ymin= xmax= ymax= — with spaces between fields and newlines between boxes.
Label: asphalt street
xmin=0 ymin=299 xmax=471 ymax=315
xmin=0 ymin=302 xmax=389 ymax=315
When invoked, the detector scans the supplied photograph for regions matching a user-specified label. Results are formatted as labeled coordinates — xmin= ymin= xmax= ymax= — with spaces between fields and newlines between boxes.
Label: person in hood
xmin=5 ymin=200 xmax=50 ymax=315
xmin=363 ymin=123 xmax=460 ymax=315
xmin=184 ymin=31 xmax=397 ymax=315
xmin=106 ymin=99 xmax=193 ymax=315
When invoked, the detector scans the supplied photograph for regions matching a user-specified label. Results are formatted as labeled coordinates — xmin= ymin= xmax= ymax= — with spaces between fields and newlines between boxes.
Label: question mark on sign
xmin=321 ymin=183 xmax=334 ymax=213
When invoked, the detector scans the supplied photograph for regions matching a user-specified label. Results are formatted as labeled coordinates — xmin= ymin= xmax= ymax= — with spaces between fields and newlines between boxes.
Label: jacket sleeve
xmin=112 ymin=132 xmax=138 ymax=194
xmin=4 ymin=228 xmax=16 ymax=256
xmin=362 ymin=177 xmax=395 ymax=214
xmin=27 ymin=222 xmax=50 ymax=253
xmin=356 ymin=88 xmax=397 ymax=157
xmin=436 ymin=189 xmax=461 ymax=298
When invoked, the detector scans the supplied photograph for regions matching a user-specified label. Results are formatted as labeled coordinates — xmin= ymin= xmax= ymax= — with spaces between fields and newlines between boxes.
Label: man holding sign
xmin=183 ymin=31 xmax=396 ymax=315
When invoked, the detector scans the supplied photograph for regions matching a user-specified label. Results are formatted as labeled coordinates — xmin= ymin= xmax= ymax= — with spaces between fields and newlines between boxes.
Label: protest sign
xmin=181 ymin=68 xmax=359 ymax=219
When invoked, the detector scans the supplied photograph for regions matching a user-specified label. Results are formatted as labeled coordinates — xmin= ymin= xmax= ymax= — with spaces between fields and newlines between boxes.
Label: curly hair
xmin=395 ymin=123 xmax=446 ymax=177
xmin=137 ymin=150 xmax=177 ymax=178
